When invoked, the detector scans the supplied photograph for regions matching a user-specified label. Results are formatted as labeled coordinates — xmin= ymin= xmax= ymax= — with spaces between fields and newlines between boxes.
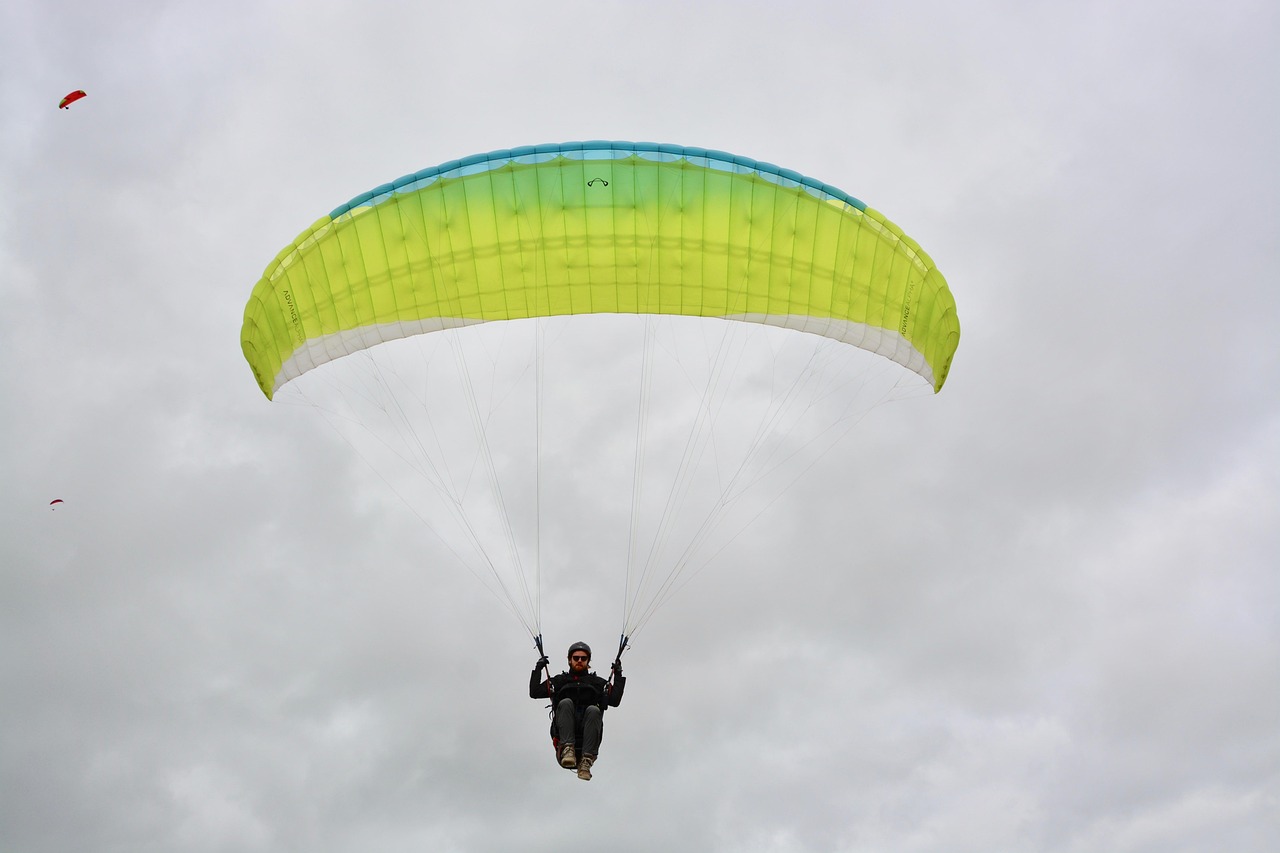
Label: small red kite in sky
xmin=59 ymin=90 xmax=87 ymax=109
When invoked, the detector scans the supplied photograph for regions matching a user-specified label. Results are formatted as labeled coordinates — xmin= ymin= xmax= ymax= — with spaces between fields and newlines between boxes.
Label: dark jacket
xmin=530 ymin=667 xmax=625 ymax=711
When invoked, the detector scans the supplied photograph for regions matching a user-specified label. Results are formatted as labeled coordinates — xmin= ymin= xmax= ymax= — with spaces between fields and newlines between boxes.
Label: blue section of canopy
xmin=329 ymin=141 xmax=868 ymax=220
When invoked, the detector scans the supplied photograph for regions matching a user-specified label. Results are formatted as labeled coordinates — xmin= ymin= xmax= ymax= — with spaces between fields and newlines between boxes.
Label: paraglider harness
xmin=536 ymin=634 xmax=628 ymax=766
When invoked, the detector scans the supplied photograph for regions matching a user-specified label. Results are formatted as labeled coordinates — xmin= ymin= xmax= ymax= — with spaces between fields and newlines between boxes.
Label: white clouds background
xmin=2 ymin=1 xmax=1277 ymax=851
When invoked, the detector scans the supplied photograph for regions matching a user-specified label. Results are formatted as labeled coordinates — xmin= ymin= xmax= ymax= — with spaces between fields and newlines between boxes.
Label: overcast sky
xmin=3 ymin=2 xmax=1277 ymax=851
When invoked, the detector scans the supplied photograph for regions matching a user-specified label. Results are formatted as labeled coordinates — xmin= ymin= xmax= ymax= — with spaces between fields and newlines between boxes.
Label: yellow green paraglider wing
xmin=241 ymin=142 xmax=960 ymax=399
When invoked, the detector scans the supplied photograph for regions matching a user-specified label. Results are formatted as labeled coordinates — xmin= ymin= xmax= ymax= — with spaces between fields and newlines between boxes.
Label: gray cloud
xmin=3 ymin=1 xmax=1277 ymax=851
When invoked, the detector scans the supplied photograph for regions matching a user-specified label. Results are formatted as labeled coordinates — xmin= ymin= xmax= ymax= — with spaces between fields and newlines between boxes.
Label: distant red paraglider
xmin=49 ymin=499 xmax=64 ymax=508
xmin=59 ymin=90 xmax=87 ymax=109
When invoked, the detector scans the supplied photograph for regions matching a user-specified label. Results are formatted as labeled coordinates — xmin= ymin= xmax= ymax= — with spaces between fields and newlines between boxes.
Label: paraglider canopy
xmin=58 ymin=90 xmax=87 ymax=109
xmin=241 ymin=141 xmax=960 ymax=401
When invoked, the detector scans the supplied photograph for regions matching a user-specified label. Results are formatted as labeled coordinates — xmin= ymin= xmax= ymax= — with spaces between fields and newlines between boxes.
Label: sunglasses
xmin=570 ymin=655 xmax=589 ymax=662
